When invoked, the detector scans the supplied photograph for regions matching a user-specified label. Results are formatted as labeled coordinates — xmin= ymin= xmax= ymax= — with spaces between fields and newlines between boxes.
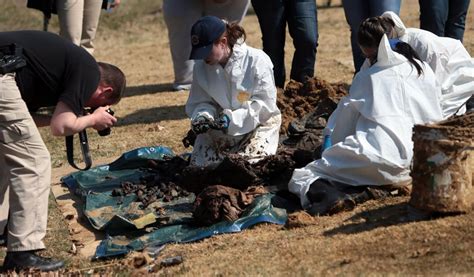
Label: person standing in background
xmin=56 ymin=0 xmax=121 ymax=54
xmin=163 ymin=0 xmax=250 ymax=91
xmin=341 ymin=0 xmax=401 ymax=73
xmin=419 ymin=0 xmax=471 ymax=42
xmin=251 ymin=0 xmax=318 ymax=88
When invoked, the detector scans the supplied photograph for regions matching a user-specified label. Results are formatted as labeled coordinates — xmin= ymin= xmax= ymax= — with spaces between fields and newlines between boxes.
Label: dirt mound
xmin=277 ymin=77 xmax=348 ymax=134
xmin=111 ymin=156 xmax=191 ymax=207
xmin=114 ymin=78 xmax=349 ymax=218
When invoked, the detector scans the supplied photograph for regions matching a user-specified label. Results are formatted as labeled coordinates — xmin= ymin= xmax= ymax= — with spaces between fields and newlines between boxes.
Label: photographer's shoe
xmin=3 ymin=251 xmax=64 ymax=272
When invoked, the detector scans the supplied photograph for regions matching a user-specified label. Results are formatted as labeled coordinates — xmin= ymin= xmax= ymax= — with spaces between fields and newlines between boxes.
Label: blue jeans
xmin=342 ymin=0 xmax=401 ymax=73
xmin=419 ymin=0 xmax=471 ymax=41
xmin=251 ymin=0 xmax=318 ymax=88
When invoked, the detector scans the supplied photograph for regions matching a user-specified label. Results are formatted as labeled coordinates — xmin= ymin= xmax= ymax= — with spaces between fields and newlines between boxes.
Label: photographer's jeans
xmin=252 ymin=0 xmax=319 ymax=88
xmin=0 ymin=74 xmax=51 ymax=252
xmin=419 ymin=0 xmax=471 ymax=41
xmin=342 ymin=0 xmax=401 ymax=73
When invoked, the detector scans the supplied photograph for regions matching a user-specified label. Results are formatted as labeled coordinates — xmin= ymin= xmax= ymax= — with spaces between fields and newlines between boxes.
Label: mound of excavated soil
xmin=117 ymin=78 xmax=349 ymax=219
xmin=277 ymin=77 xmax=348 ymax=134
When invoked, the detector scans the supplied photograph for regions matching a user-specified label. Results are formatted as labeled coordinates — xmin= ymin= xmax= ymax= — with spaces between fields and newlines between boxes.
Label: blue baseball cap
xmin=189 ymin=16 xmax=226 ymax=60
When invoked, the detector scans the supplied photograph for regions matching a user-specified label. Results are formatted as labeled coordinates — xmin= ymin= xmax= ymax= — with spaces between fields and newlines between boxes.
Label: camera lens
xmin=98 ymin=128 xmax=111 ymax=136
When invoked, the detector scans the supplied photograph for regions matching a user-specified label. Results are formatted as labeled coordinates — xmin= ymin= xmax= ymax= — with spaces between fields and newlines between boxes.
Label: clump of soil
xmin=111 ymin=156 xmax=191 ymax=207
xmin=285 ymin=211 xmax=315 ymax=229
xmin=193 ymin=185 xmax=267 ymax=226
xmin=277 ymin=77 xmax=348 ymax=134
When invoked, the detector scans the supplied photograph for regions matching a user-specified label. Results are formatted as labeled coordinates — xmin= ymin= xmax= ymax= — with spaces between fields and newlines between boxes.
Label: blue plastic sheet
xmin=95 ymin=194 xmax=287 ymax=259
xmin=60 ymin=146 xmax=288 ymax=259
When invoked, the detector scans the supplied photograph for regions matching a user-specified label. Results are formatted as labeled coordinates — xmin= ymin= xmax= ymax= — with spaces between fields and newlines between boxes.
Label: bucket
xmin=409 ymin=113 xmax=474 ymax=213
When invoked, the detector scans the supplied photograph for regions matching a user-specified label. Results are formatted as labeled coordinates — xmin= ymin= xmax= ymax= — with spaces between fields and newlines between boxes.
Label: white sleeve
xmin=223 ymin=55 xmax=278 ymax=136
xmin=185 ymin=69 xmax=218 ymax=121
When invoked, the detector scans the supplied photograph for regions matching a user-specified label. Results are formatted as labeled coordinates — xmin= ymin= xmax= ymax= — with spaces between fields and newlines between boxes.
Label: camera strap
xmin=65 ymin=130 xmax=92 ymax=170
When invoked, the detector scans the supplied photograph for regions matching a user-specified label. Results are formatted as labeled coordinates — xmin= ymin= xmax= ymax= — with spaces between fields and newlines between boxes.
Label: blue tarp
xmin=61 ymin=146 xmax=288 ymax=259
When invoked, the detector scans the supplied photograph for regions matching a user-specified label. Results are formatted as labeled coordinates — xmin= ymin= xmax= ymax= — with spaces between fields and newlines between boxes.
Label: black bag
xmin=0 ymin=44 xmax=26 ymax=74
xmin=27 ymin=0 xmax=110 ymax=17
xmin=26 ymin=0 xmax=56 ymax=19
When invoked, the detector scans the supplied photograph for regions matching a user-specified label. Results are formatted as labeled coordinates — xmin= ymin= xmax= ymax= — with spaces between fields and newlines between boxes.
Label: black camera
xmin=98 ymin=108 xmax=115 ymax=136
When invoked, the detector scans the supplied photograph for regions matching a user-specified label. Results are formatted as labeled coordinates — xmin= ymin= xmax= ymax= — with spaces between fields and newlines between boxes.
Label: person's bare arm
xmin=50 ymin=101 xmax=116 ymax=136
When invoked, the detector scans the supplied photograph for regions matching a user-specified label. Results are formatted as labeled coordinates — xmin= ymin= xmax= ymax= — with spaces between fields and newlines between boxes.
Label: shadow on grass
xmin=117 ymin=105 xmax=187 ymax=126
xmin=123 ymin=83 xmax=175 ymax=98
xmin=323 ymin=202 xmax=437 ymax=236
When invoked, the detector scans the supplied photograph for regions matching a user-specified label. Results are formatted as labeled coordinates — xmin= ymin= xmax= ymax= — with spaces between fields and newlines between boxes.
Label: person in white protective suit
xmin=367 ymin=12 xmax=474 ymax=118
xmin=288 ymin=17 xmax=444 ymax=212
xmin=185 ymin=16 xmax=281 ymax=167
xmin=163 ymin=0 xmax=250 ymax=91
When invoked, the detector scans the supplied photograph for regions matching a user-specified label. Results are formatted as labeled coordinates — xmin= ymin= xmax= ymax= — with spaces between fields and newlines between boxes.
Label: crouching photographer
xmin=0 ymin=30 xmax=125 ymax=272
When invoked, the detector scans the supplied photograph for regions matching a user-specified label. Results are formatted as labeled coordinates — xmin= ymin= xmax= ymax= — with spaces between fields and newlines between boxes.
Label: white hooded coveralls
xmin=186 ymin=42 xmax=281 ymax=167
xmin=289 ymin=36 xmax=444 ymax=208
xmin=379 ymin=12 xmax=474 ymax=119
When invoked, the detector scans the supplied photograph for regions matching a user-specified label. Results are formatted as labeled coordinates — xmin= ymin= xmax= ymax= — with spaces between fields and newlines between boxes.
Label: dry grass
xmin=0 ymin=0 xmax=473 ymax=274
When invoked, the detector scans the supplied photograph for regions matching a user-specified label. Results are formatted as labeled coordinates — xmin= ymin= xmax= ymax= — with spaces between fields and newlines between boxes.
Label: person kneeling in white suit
xmin=288 ymin=17 xmax=444 ymax=214
xmin=185 ymin=16 xmax=281 ymax=167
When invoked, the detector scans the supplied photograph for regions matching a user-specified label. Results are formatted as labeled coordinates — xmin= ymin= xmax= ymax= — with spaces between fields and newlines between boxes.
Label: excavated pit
xmin=113 ymin=78 xmax=350 ymax=222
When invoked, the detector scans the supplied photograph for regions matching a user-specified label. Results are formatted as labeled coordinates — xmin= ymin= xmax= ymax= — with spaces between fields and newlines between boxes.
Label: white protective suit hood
xmin=382 ymin=11 xmax=406 ymax=38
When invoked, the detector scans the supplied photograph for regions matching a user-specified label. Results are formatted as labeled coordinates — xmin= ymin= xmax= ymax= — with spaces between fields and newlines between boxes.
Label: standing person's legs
xmin=251 ymin=0 xmax=287 ymax=88
xmin=287 ymin=0 xmax=318 ymax=84
xmin=369 ymin=0 xmax=401 ymax=16
xmin=57 ymin=0 xmax=85 ymax=46
xmin=0 ymin=75 xmax=62 ymax=271
xmin=163 ymin=0 xmax=202 ymax=91
xmin=419 ymin=0 xmax=449 ymax=37
xmin=445 ymin=0 xmax=471 ymax=41
xmin=205 ymin=0 xmax=250 ymax=23
xmin=0 ymin=170 xmax=8 ymax=243
xmin=81 ymin=0 xmax=103 ymax=54
xmin=0 ymin=75 xmax=51 ymax=253
xmin=342 ymin=0 xmax=369 ymax=73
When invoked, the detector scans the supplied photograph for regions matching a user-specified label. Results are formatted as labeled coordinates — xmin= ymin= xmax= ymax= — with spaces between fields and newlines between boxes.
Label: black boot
xmin=306 ymin=179 xmax=356 ymax=216
xmin=2 ymin=250 xmax=64 ymax=272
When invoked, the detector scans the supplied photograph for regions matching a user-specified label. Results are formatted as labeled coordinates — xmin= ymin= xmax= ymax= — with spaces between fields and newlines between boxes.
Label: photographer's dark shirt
xmin=0 ymin=30 xmax=100 ymax=115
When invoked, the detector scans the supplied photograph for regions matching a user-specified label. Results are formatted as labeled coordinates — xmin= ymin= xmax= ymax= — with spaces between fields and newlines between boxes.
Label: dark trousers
xmin=342 ymin=0 xmax=401 ymax=73
xmin=419 ymin=0 xmax=471 ymax=41
xmin=251 ymin=0 xmax=318 ymax=88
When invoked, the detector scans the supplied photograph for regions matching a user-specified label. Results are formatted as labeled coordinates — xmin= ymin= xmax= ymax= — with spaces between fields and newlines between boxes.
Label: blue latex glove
xmin=320 ymin=134 xmax=331 ymax=157
xmin=322 ymin=135 xmax=331 ymax=150
xmin=191 ymin=116 xmax=212 ymax=134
